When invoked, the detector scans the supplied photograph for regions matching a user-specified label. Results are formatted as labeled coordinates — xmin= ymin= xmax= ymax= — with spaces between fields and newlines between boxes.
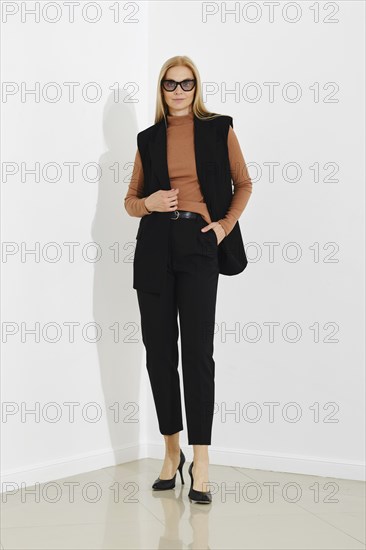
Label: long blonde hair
xmin=154 ymin=55 xmax=221 ymax=125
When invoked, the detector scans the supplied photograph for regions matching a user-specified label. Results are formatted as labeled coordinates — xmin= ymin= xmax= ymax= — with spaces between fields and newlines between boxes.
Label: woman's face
xmin=162 ymin=66 xmax=195 ymax=115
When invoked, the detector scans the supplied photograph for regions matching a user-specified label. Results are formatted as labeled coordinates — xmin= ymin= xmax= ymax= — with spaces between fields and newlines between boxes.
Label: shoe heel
xmin=178 ymin=449 xmax=185 ymax=484
xmin=178 ymin=464 xmax=185 ymax=484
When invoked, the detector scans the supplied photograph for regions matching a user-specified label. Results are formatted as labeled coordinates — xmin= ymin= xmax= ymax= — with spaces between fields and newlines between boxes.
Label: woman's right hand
xmin=144 ymin=188 xmax=179 ymax=213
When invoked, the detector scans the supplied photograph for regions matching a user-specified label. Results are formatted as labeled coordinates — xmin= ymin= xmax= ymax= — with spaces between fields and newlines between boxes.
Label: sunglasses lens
xmin=181 ymin=80 xmax=195 ymax=91
xmin=162 ymin=80 xmax=176 ymax=91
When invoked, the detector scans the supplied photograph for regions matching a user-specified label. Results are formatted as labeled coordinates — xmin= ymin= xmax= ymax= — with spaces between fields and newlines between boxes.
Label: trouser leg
xmin=136 ymin=266 xmax=183 ymax=436
xmin=174 ymin=217 xmax=220 ymax=445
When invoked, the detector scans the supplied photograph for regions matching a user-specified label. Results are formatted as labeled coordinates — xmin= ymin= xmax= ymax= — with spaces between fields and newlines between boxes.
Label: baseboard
xmin=0 ymin=443 xmax=147 ymax=493
xmin=1 ymin=443 xmax=364 ymax=493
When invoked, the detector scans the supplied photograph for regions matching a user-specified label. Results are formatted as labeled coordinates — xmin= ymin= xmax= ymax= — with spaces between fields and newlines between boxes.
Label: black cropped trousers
xmin=136 ymin=214 xmax=220 ymax=445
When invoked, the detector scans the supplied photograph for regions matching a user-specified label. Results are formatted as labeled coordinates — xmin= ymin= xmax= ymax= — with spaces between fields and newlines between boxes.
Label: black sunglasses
xmin=161 ymin=79 xmax=196 ymax=92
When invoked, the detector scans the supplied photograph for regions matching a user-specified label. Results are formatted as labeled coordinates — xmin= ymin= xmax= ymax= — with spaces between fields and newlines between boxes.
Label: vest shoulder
xmin=137 ymin=121 xmax=163 ymax=152
xmin=137 ymin=121 xmax=160 ymax=141
xmin=202 ymin=113 xmax=233 ymax=129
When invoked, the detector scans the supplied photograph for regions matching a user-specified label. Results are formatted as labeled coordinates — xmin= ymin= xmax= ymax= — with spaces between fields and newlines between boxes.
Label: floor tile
xmin=0 ymin=520 xmax=166 ymax=549
xmin=177 ymin=513 xmax=365 ymax=549
xmin=1 ymin=461 xmax=364 ymax=550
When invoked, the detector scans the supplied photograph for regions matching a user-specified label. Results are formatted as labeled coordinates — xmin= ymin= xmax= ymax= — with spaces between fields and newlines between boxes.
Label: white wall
xmin=1 ymin=1 xmax=364 ymax=490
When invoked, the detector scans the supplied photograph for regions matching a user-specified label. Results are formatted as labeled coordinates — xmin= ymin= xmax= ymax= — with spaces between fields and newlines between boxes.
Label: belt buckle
xmin=172 ymin=210 xmax=180 ymax=220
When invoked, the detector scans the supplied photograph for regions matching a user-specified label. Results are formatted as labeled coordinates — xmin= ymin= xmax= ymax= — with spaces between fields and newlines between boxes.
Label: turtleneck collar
xmin=166 ymin=111 xmax=194 ymax=126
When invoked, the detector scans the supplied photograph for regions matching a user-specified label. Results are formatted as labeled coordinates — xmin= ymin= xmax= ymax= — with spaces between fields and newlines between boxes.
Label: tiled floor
xmin=1 ymin=458 xmax=365 ymax=549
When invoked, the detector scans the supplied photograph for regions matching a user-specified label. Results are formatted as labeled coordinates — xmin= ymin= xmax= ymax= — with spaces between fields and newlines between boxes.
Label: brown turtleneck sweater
xmin=124 ymin=112 xmax=252 ymax=236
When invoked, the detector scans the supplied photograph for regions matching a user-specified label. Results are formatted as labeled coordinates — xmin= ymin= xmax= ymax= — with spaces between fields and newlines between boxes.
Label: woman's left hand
xmin=201 ymin=222 xmax=226 ymax=245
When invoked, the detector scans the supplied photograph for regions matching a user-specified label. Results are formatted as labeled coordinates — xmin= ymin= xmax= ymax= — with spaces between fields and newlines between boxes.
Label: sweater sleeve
xmin=124 ymin=148 xmax=153 ymax=217
xmin=217 ymin=126 xmax=253 ymax=236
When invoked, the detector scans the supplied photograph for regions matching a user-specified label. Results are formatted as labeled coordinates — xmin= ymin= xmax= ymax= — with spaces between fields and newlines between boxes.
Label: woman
xmin=124 ymin=55 xmax=253 ymax=503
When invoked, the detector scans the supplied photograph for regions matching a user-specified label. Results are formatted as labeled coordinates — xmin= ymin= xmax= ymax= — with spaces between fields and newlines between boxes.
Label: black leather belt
xmin=169 ymin=210 xmax=201 ymax=220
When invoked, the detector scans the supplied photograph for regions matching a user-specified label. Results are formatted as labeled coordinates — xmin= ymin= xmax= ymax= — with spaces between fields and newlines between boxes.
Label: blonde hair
xmin=154 ymin=55 xmax=221 ymax=125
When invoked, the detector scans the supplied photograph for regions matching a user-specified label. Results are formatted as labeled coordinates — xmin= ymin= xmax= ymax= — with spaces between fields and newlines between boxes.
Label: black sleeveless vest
xmin=133 ymin=113 xmax=248 ymax=293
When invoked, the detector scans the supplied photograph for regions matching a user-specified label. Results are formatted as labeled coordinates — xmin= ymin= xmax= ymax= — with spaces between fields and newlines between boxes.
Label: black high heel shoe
xmin=188 ymin=461 xmax=212 ymax=504
xmin=152 ymin=449 xmax=185 ymax=490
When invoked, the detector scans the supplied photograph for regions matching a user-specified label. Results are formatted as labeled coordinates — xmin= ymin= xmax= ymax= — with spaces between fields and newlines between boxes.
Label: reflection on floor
xmin=1 ymin=458 xmax=365 ymax=549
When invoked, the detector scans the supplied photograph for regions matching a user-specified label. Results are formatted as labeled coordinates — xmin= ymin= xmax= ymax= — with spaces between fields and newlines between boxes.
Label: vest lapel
xmin=148 ymin=119 xmax=170 ymax=191
xmin=193 ymin=115 xmax=218 ymax=219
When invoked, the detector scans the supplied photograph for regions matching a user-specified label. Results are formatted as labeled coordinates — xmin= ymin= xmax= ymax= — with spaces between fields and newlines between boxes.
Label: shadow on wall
xmin=91 ymin=90 xmax=146 ymax=466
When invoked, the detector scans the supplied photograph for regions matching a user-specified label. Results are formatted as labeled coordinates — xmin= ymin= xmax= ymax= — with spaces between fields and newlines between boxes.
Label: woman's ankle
xmin=165 ymin=446 xmax=180 ymax=457
xmin=163 ymin=433 xmax=180 ymax=455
